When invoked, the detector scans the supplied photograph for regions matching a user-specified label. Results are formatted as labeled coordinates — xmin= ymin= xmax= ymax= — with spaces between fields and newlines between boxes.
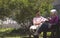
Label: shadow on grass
xmin=0 ymin=28 xmax=30 ymax=38
xmin=22 ymin=37 xmax=33 ymax=38
xmin=0 ymin=28 xmax=51 ymax=38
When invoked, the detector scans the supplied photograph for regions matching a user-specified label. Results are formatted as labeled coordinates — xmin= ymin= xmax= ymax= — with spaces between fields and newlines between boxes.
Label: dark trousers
xmin=34 ymin=22 xmax=48 ymax=38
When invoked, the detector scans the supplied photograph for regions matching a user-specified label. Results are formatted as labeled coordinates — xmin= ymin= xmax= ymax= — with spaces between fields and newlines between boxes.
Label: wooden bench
xmin=43 ymin=24 xmax=60 ymax=38
xmin=28 ymin=20 xmax=60 ymax=38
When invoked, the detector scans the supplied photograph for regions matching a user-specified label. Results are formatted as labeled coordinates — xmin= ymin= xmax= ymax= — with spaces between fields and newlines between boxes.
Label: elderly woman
xmin=34 ymin=9 xmax=58 ymax=38
xmin=48 ymin=9 xmax=59 ymax=38
xmin=50 ymin=9 xmax=58 ymax=23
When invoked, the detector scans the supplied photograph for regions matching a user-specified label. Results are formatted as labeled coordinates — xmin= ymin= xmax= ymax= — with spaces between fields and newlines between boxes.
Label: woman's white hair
xmin=50 ymin=9 xmax=57 ymax=13
xmin=50 ymin=9 xmax=58 ymax=15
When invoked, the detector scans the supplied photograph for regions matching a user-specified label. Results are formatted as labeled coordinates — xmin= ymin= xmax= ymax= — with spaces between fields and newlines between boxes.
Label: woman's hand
xmin=41 ymin=21 xmax=44 ymax=23
xmin=34 ymin=22 xmax=40 ymax=25
xmin=47 ymin=17 xmax=51 ymax=20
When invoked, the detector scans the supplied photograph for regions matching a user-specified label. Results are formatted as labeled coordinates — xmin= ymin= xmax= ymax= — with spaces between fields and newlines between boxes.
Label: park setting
xmin=0 ymin=0 xmax=60 ymax=38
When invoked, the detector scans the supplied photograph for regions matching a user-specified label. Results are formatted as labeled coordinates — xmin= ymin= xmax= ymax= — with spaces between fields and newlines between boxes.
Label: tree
xmin=0 ymin=0 xmax=53 ymax=22
xmin=15 ymin=0 xmax=53 ymax=23
xmin=0 ymin=0 xmax=53 ymax=34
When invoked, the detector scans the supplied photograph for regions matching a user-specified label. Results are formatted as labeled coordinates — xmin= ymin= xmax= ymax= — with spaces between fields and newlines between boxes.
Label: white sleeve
xmin=41 ymin=17 xmax=48 ymax=21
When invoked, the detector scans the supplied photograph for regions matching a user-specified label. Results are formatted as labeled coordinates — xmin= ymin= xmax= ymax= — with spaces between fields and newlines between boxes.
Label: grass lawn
xmin=0 ymin=28 xmax=51 ymax=38
xmin=0 ymin=28 xmax=14 ymax=32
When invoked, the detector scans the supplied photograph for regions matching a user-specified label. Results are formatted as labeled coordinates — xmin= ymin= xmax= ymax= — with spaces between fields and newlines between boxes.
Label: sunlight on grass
xmin=0 ymin=28 xmax=14 ymax=32
xmin=47 ymin=32 xmax=51 ymax=36
xmin=40 ymin=32 xmax=51 ymax=36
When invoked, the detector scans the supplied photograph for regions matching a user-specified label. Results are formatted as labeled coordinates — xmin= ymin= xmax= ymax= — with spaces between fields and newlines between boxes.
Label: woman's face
xmin=50 ymin=12 xmax=56 ymax=16
xmin=36 ymin=12 xmax=40 ymax=17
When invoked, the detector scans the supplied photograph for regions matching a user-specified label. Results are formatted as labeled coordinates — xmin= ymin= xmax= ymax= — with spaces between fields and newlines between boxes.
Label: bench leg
xmin=28 ymin=32 xmax=31 ymax=38
xmin=56 ymin=26 xmax=60 ymax=38
xmin=43 ymin=31 xmax=47 ymax=38
xmin=51 ymin=32 xmax=55 ymax=38
xmin=29 ymin=34 xmax=31 ymax=38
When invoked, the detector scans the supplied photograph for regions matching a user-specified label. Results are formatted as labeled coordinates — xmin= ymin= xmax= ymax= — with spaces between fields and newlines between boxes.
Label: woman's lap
xmin=34 ymin=22 xmax=49 ymax=35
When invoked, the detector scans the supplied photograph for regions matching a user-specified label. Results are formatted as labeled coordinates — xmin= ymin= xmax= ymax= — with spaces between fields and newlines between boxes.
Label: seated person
xmin=48 ymin=9 xmax=58 ymax=28
xmin=30 ymin=10 xmax=48 ymax=32
xmin=34 ymin=9 xmax=59 ymax=38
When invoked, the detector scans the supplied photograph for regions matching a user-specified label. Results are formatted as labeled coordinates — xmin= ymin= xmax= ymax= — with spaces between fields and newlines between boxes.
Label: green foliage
xmin=39 ymin=0 xmax=53 ymax=16
xmin=15 ymin=0 xmax=53 ymax=23
xmin=0 ymin=0 xmax=53 ymax=23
